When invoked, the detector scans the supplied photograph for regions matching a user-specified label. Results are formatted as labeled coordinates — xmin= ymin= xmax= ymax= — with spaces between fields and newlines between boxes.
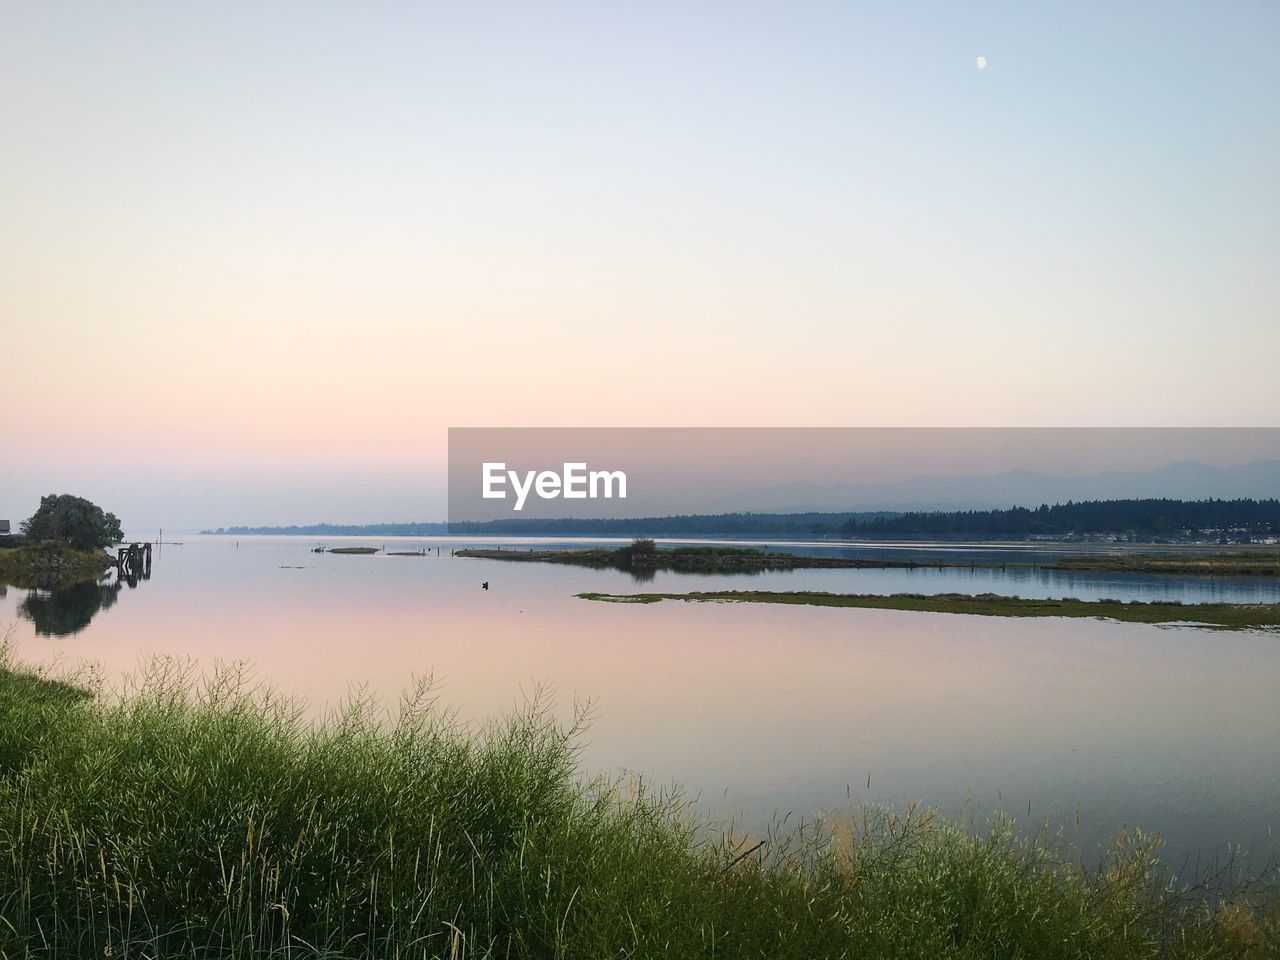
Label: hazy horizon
xmin=4 ymin=2 xmax=1278 ymax=527
xmin=204 ymin=446 xmax=1280 ymax=532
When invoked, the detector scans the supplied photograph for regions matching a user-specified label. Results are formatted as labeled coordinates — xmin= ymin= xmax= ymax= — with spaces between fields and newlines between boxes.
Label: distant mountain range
xmin=701 ymin=459 xmax=1280 ymax=514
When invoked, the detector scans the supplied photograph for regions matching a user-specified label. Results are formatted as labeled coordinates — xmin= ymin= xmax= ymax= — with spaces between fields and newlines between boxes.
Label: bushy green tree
xmin=629 ymin=537 xmax=658 ymax=555
xmin=20 ymin=494 xmax=123 ymax=549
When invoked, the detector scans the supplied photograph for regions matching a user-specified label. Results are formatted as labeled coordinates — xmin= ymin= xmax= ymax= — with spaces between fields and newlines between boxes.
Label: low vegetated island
xmin=459 ymin=539 xmax=1280 ymax=577
xmin=456 ymin=539 xmax=929 ymax=571
xmin=0 ymin=494 xmax=120 ymax=588
xmin=577 ymin=590 xmax=1280 ymax=630
xmin=1051 ymin=552 xmax=1280 ymax=575
xmin=0 ymin=649 xmax=1275 ymax=958
xmin=456 ymin=541 xmax=1280 ymax=628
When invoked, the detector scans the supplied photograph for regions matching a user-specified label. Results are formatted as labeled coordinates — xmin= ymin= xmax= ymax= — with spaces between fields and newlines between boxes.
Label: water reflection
xmin=9 ymin=541 xmax=152 ymax=637
xmin=625 ymin=565 xmax=778 ymax=584
xmin=464 ymin=539 xmax=1280 ymax=602
xmin=116 ymin=541 xmax=153 ymax=587
xmin=2 ymin=534 xmax=1277 ymax=877
xmin=19 ymin=578 xmax=124 ymax=637
xmin=632 ymin=558 xmax=1280 ymax=603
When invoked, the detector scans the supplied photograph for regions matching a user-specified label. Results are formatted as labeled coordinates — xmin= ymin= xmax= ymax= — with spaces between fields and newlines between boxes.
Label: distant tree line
xmin=839 ymin=498 xmax=1280 ymax=540
xmin=203 ymin=499 xmax=1280 ymax=542
xmin=203 ymin=522 xmax=450 ymax=536
xmin=445 ymin=513 xmax=889 ymax=538
xmin=204 ymin=514 xmax=885 ymax=539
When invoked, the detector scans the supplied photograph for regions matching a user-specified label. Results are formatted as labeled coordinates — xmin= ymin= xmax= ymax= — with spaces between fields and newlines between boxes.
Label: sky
xmin=2 ymin=1 xmax=1278 ymax=529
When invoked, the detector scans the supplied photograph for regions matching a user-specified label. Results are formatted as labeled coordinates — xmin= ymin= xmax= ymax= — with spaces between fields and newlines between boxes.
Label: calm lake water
xmin=4 ymin=534 xmax=1278 ymax=877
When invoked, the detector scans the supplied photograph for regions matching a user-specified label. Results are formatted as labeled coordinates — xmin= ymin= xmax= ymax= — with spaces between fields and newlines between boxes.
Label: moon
xmin=976 ymin=56 xmax=987 ymax=70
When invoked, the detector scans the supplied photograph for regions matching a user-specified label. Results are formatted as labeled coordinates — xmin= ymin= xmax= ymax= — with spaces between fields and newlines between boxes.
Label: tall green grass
xmin=0 ymin=644 xmax=1275 ymax=959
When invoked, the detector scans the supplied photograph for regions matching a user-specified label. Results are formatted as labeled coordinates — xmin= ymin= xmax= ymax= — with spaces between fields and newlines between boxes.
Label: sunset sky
xmin=3 ymin=2 xmax=1277 ymax=528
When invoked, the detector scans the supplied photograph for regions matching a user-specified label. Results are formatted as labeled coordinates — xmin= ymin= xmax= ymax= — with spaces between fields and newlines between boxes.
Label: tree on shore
xmin=21 ymin=494 xmax=123 ymax=550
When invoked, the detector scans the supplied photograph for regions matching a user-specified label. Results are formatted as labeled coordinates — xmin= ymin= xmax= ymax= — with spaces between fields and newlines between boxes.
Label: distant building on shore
xmin=0 ymin=520 xmax=9 ymax=535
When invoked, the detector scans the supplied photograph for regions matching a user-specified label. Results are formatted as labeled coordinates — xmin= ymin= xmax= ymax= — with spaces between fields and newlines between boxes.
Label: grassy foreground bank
xmin=577 ymin=591 xmax=1280 ymax=629
xmin=0 ymin=652 xmax=1276 ymax=959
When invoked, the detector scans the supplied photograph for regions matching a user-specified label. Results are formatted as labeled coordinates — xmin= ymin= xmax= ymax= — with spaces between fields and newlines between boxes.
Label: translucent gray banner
xmin=447 ymin=427 xmax=1280 ymax=528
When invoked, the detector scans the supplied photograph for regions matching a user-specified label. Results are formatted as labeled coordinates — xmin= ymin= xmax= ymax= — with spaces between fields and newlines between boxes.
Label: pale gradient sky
xmin=2 ymin=2 xmax=1278 ymax=528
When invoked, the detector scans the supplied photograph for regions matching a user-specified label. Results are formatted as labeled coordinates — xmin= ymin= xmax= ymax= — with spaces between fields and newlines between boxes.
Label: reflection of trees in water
xmin=627 ymin=565 xmax=774 ymax=585
xmin=19 ymin=579 xmax=123 ymax=637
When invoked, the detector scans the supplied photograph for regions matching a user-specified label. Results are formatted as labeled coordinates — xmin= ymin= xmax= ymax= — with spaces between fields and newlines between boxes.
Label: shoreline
xmin=577 ymin=589 xmax=1280 ymax=629
xmin=0 ymin=542 xmax=115 ymax=589
xmin=1 ymin=654 xmax=1274 ymax=956
xmin=455 ymin=546 xmax=930 ymax=570
xmin=458 ymin=544 xmax=1280 ymax=577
